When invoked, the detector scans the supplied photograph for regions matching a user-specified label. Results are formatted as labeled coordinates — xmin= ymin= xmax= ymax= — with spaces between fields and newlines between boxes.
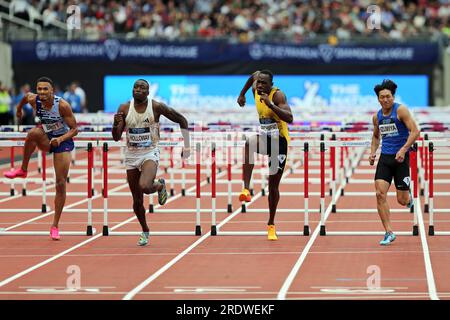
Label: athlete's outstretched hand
xmin=237 ymin=94 xmax=246 ymax=107
xmin=50 ymin=137 xmax=61 ymax=148
xmin=369 ymin=153 xmax=376 ymax=166
xmin=258 ymin=92 xmax=271 ymax=107
xmin=114 ymin=112 xmax=124 ymax=126
xmin=395 ymin=148 xmax=406 ymax=163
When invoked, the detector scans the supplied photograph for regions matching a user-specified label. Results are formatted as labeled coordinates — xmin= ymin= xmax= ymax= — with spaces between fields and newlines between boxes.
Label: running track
xmin=0 ymin=142 xmax=449 ymax=301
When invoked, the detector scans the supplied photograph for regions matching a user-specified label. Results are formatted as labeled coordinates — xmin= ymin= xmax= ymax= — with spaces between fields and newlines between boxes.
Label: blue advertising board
xmin=12 ymin=41 xmax=438 ymax=65
xmin=104 ymin=75 xmax=429 ymax=112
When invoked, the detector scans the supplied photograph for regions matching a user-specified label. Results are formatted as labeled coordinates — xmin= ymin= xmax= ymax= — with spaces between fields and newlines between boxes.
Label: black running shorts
xmin=374 ymin=153 xmax=410 ymax=190
xmin=257 ymin=134 xmax=288 ymax=175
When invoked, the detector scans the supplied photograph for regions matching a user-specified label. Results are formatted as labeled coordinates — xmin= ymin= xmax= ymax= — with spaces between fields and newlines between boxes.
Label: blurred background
xmin=0 ymin=0 xmax=449 ymax=128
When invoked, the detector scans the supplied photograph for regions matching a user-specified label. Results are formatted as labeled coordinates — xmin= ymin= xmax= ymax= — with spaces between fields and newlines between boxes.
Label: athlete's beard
xmin=134 ymin=97 xmax=148 ymax=105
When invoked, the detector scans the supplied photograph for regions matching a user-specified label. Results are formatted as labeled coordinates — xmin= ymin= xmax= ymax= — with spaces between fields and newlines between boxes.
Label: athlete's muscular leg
xmin=21 ymin=128 xmax=51 ymax=171
xmin=375 ymin=179 xmax=393 ymax=232
xmin=52 ymin=151 xmax=71 ymax=228
xmin=268 ymin=171 xmax=283 ymax=225
xmin=243 ymin=135 xmax=259 ymax=190
xmin=127 ymin=169 xmax=149 ymax=232
xmin=139 ymin=160 xmax=161 ymax=194
xmin=396 ymin=189 xmax=410 ymax=206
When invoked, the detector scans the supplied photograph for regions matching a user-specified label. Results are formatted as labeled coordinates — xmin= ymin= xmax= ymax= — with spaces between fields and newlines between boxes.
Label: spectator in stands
xmin=73 ymin=81 xmax=88 ymax=113
xmin=63 ymin=83 xmax=82 ymax=113
xmin=7 ymin=0 xmax=449 ymax=43
xmin=9 ymin=0 xmax=30 ymax=21
xmin=0 ymin=81 xmax=12 ymax=126
xmin=14 ymin=83 xmax=35 ymax=125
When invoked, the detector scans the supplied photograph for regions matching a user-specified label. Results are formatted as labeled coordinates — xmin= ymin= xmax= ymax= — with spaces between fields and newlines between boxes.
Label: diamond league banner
xmin=12 ymin=40 xmax=438 ymax=65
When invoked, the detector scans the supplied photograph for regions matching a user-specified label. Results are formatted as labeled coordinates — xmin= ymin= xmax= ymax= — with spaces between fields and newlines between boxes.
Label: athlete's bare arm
xmin=237 ymin=71 xmax=260 ymax=107
xmin=370 ymin=113 xmax=380 ymax=165
xmin=112 ymin=103 xmax=130 ymax=141
xmin=53 ymin=99 xmax=78 ymax=146
xmin=396 ymin=105 xmax=420 ymax=162
xmin=263 ymin=90 xmax=293 ymax=124
xmin=15 ymin=93 xmax=36 ymax=120
xmin=153 ymin=101 xmax=190 ymax=157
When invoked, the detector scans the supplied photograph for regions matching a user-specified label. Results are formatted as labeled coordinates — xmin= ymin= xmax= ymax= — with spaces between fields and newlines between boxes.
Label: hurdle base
xmin=331 ymin=204 xmax=336 ymax=213
xmin=320 ymin=225 xmax=326 ymax=236
xmin=261 ymin=189 xmax=265 ymax=196
xmin=86 ymin=225 xmax=93 ymax=236
xmin=195 ymin=225 xmax=202 ymax=236
xmin=211 ymin=225 xmax=217 ymax=236
xmin=22 ymin=189 xmax=26 ymax=196
xmin=413 ymin=225 xmax=419 ymax=236
xmin=420 ymin=189 xmax=424 ymax=196
xmin=329 ymin=189 xmax=332 ymax=196
xmin=303 ymin=225 xmax=310 ymax=236
xmin=341 ymin=189 xmax=344 ymax=196
xmin=241 ymin=204 xmax=246 ymax=213
xmin=181 ymin=189 xmax=186 ymax=196
xmin=410 ymin=205 xmax=414 ymax=213
xmin=424 ymin=204 xmax=429 ymax=213
xmin=170 ymin=189 xmax=174 ymax=196
xmin=428 ymin=225 xmax=434 ymax=236
xmin=227 ymin=204 xmax=232 ymax=213
xmin=103 ymin=225 xmax=109 ymax=236
xmin=10 ymin=189 xmax=14 ymax=196
xmin=149 ymin=204 xmax=154 ymax=213
xmin=41 ymin=204 xmax=47 ymax=213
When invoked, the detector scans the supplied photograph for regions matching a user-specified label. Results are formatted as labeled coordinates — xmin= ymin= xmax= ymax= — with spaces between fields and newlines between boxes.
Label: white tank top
xmin=125 ymin=98 xmax=159 ymax=156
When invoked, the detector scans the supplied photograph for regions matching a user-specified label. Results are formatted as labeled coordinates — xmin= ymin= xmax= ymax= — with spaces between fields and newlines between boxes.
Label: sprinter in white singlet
xmin=112 ymin=79 xmax=190 ymax=246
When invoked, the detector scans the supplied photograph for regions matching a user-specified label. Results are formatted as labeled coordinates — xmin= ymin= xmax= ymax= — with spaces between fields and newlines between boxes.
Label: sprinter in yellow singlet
xmin=237 ymin=70 xmax=294 ymax=240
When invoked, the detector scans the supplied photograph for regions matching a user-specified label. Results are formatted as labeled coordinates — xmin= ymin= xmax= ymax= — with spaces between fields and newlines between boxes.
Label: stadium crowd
xmin=6 ymin=0 xmax=450 ymax=43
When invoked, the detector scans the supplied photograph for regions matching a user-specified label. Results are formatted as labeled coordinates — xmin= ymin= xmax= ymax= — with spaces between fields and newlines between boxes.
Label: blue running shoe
xmin=138 ymin=232 xmax=149 ymax=246
xmin=407 ymin=188 xmax=414 ymax=209
xmin=380 ymin=232 xmax=396 ymax=246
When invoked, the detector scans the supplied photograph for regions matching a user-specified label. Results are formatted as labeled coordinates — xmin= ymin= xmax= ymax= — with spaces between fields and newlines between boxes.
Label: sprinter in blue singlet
xmin=4 ymin=77 xmax=78 ymax=240
xmin=369 ymin=79 xmax=420 ymax=245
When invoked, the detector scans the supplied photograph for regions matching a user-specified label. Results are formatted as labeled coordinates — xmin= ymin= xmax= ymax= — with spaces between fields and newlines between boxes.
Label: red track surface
xmin=0 ymin=143 xmax=449 ymax=301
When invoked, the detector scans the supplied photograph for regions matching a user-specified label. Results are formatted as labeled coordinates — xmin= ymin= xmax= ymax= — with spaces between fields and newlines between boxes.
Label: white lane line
xmin=277 ymin=146 xmax=367 ymax=300
xmin=0 ymin=167 xmax=229 ymax=290
xmin=122 ymin=192 xmax=263 ymax=300
xmin=122 ymin=160 xmax=302 ymax=300
xmin=416 ymin=196 xmax=439 ymax=300
xmin=277 ymin=183 xmax=344 ymax=300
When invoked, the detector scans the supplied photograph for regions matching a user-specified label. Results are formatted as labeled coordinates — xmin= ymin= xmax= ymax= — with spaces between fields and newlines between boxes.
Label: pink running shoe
xmin=4 ymin=168 xmax=27 ymax=179
xmin=50 ymin=226 xmax=60 ymax=240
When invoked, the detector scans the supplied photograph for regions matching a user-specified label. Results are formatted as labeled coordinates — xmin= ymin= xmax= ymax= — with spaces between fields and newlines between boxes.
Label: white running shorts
xmin=125 ymin=148 xmax=160 ymax=171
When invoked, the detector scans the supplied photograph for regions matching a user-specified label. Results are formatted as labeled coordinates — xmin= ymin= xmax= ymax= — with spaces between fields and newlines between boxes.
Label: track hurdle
xmin=427 ymin=140 xmax=450 ymax=235
xmin=319 ymin=141 xmax=419 ymax=236
xmin=0 ymin=140 xmax=95 ymax=236
xmin=210 ymin=139 xmax=310 ymax=237
xmin=101 ymin=141 xmax=202 ymax=237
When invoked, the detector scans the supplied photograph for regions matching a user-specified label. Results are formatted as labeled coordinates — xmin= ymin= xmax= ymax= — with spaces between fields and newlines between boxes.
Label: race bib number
xmin=42 ymin=121 xmax=63 ymax=133
xmin=379 ymin=121 xmax=398 ymax=137
xmin=128 ymin=127 xmax=152 ymax=148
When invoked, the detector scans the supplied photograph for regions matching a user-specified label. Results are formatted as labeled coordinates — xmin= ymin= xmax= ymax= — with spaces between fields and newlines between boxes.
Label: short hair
xmin=374 ymin=79 xmax=397 ymax=97
xmin=36 ymin=77 xmax=54 ymax=88
xmin=259 ymin=70 xmax=273 ymax=83
xmin=135 ymin=79 xmax=149 ymax=88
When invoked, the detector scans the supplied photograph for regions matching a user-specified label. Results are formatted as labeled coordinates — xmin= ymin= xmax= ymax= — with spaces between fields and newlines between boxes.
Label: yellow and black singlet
xmin=254 ymin=87 xmax=290 ymax=144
